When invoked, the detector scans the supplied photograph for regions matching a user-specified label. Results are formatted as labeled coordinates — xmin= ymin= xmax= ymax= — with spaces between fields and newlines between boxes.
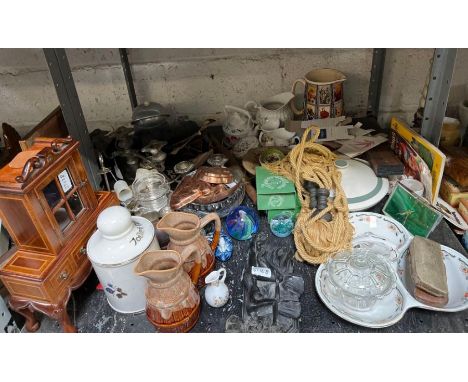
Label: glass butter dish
xmin=326 ymin=248 xmax=396 ymax=311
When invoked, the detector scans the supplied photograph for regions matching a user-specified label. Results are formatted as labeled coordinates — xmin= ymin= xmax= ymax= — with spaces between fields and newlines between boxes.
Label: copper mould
xmin=197 ymin=166 xmax=233 ymax=184
xmin=194 ymin=182 xmax=240 ymax=204
xmin=170 ymin=176 xmax=209 ymax=210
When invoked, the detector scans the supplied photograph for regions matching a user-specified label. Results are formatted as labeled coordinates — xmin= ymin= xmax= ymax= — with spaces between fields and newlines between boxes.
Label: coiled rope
xmin=264 ymin=126 xmax=354 ymax=264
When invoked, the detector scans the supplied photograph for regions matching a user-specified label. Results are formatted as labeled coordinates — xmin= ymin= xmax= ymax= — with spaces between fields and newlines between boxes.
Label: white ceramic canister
xmin=86 ymin=206 xmax=159 ymax=313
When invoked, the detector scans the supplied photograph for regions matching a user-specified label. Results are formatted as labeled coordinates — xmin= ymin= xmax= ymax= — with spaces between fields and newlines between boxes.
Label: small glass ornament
xmin=206 ymin=229 xmax=233 ymax=261
xmin=269 ymin=212 xmax=294 ymax=238
xmin=226 ymin=206 xmax=259 ymax=240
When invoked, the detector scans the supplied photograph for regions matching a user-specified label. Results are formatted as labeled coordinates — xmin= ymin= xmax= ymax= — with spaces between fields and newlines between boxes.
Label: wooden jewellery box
xmin=0 ymin=137 xmax=117 ymax=332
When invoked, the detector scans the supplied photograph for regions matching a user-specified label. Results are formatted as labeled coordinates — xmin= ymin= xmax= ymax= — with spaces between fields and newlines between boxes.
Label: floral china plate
xmin=349 ymin=212 xmax=413 ymax=262
xmin=315 ymin=244 xmax=468 ymax=328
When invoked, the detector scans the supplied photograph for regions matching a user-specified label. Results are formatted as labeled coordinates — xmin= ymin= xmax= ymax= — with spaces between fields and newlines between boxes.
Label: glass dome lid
xmin=327 ymin=248 xmax=395 ymax=298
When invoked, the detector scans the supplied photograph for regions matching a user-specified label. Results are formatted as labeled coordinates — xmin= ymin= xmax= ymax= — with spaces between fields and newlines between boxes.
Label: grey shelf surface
xmin=33 ymin=198 xmax=467 ymax=334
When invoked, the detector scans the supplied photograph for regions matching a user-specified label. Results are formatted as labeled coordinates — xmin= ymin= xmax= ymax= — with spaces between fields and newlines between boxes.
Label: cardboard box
xmin=458 ymin=198 xmax=468 ymax=223
xmin=256 ymin=166 xmax=297 ymax=210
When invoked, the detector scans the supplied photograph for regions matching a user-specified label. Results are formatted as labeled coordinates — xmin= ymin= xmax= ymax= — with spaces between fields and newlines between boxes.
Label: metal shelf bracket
xmin=43 ymin=48 xmax=100 ymax=189
xmin=421 ymin=48 xmax=457 ymax=146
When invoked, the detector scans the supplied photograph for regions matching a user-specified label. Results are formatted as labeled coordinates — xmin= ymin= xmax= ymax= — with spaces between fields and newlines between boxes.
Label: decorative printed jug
xmin=292 ymin=68 xmax=346 ymax=120
xmin=134 ymin=246 xmax=201 ymax=333
xmin=156 ymin=211 xmax=221 ymax=288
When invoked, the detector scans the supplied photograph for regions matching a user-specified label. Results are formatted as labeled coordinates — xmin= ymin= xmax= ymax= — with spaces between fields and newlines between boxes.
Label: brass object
xmin=197 ymin=166 xmax=233 ymax=184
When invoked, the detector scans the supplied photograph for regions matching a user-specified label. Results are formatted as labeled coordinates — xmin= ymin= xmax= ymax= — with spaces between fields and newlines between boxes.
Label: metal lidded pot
xmin=131 ymin=101 xmax=171 ymax=128
xmin=86 ymin=206 xmax=159 ymax=313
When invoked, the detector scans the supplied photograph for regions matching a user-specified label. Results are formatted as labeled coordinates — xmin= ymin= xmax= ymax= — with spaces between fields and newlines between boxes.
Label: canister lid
xmin=336 ymin=158 xmax=389 ymax=211
xmin=87 ymin=206 xmax=155 ymax=266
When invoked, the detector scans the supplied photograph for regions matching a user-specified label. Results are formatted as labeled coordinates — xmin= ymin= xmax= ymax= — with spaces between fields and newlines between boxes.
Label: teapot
xmin=223 ymin=105 xmax=255 ymax=147
xmin=204 ymin=268 xmax=229 ymax=308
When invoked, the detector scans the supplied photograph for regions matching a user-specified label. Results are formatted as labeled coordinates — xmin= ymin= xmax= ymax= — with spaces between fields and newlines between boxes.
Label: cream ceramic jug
xmin=134 ymin=246 xmax=201 ymax=332
xmin=245 ymin=92 xmax=294 ymax=127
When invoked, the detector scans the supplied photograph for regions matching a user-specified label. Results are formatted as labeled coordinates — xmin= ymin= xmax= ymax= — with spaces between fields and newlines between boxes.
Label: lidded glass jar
xmin=132 ymin=172 xmax=170 ymax=216
xmin=326 ymin=248 xmax=395 ymax=311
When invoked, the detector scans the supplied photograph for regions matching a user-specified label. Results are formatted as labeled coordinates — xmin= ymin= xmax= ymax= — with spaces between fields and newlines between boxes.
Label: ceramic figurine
xmin=226 ymin=206 xmax=260 ymax=240
xmin=204 ymin=268 xmax=229 ymax=308
xmin=134 ymin=246 xmax=201 ymax=332
xmin=157 ymin=211 xmax=221 ymax=287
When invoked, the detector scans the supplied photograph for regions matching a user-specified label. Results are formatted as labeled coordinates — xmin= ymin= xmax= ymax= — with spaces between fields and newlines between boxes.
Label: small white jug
xmin=204 ymin=268 xmax=229 ymax=308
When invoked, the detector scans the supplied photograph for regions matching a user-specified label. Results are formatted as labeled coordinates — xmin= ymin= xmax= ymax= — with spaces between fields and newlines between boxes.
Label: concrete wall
xmin=0 ymin=48 xmax=467 ymax=137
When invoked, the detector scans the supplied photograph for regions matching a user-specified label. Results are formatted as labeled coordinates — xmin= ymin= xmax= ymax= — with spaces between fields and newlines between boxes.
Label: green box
xmin=256 ymin=166 xmax=297 ymax=211
xmin=258 ymin=193 xmax=297 ymax=210
xmin=256 ymin=166 xmax=295 ymax=194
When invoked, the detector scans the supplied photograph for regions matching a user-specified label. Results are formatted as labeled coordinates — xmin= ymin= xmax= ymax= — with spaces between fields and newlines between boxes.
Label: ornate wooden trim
xmin=15 ymin=137 xmax=73 ymax=184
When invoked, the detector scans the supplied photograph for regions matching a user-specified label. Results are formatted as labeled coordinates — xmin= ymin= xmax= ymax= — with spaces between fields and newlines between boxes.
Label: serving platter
xmin=316 ymin=213 xmax=468 ymax=328
xmin=349 ymin=212 xmax=413 ymax=262
xmin=316 ymin=244 xmax=468 ymax=328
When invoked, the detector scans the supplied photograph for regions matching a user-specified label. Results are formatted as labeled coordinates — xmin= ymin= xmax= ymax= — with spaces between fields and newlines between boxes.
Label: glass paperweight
xmin=326 ymin=248 xmax=395 ymax=311
xmin=206 ymin=230 xmax=233 ymax=261
xmin=225 ymin=206 xmax=260 ymax=240
xmin=269 ymin=212 xmax=294 ymax=237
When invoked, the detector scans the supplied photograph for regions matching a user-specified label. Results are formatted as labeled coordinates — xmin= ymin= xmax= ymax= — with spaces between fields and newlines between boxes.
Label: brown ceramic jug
xmin=156 ymin=211 xmax=221 ymax=288
xmin=134 ymin=245 xmax=201 ymax=333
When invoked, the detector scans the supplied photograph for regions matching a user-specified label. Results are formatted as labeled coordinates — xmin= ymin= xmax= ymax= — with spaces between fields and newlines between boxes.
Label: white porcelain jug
xmin=245 ymin=92 xmax=294 ymax=126
xmin=204 ymin=268 xmax=229 ymax=308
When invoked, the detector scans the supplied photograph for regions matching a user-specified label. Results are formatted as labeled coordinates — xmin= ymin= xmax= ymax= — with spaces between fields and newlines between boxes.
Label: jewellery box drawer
xmin=43 ymin=257 xmax=76 ymax=301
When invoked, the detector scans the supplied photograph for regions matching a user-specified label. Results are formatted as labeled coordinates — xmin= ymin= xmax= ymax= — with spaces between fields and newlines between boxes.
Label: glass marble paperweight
xmin=206 ymin=229 xmax=233 ymax=261
xmin=269 ymin=212 xmax=294 ymax=237
xmin=226 ymin=206 xmax=260 ymax=240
